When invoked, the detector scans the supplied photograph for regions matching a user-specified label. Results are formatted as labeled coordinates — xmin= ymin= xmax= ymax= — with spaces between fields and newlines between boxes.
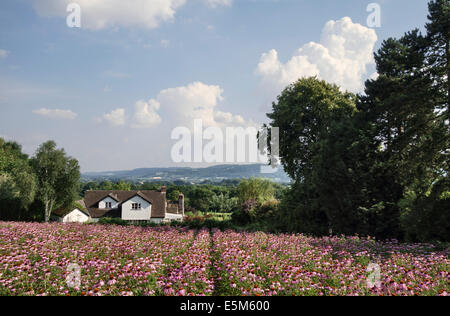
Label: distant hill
xmin=82 ymin=164 xmax=291 ymax=184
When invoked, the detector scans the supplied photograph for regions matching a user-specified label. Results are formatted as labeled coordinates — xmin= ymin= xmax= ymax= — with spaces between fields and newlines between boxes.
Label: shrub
xmin=231 ymin=210 xmax=249 ymax=226
xmin=254 ymin=199 xmax=280 ymax=221
xmin=401 ymin=179 xmax=450 ymax=242
xmin=98 ymin=217 xmax=128 ymax=226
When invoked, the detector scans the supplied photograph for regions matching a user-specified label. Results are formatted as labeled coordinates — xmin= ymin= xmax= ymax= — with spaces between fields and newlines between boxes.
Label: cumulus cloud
xmin=157 ymin=81 xmax=224 ymax=127
xmin=128 ymin=81 xmax=254 ymax=129
xmin=204 ymin=0 xmax=232 ymax=8
xmin=33 ymin=108 xmax=77 ymax=120
xmin=101 ymin=108 xmax=126 ymax=126
xmin=33 ymin=0 xmax=187 ymax=30
xmin=131 ymin=99 xmax=162 ymax=129
xmin=256 ymin=17 xmax=378 ymax=93
xmin=214 ymin=111 xmax=245 ymax=125
xmin=0 ymin=49 xmax=9 ymax=59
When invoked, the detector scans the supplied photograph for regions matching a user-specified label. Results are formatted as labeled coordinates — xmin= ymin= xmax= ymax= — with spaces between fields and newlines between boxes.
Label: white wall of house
xmin=165 ymin=213 xmax=183 ymax=222
xmin=121 ymin=196 xmax=152 ymax=221
xmin=63 ymin=209 xmax=90 ymax=223
xmin=99 ymin=197 xmax=119 ymax=209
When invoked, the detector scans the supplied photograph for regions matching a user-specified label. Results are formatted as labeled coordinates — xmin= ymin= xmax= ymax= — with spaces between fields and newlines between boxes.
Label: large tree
xmin=266 ymin=2 xmax=449 ymax=240
xmin=267 ymin=77 xmax=356 ymax=182
xmin=426 ymin=0 xmax=450 ymax=112
xmin=359 ymin=29 xmax=446 ymax=195
xmin=0 ymin=138 xmax=37 ymax=220
xmin=357 ymin=1 xmax=449 ymax=241
xmin=32 ymin=141 xmax=80 ymax=222
xmin=266 ymin=78 xmax=359 ymax=235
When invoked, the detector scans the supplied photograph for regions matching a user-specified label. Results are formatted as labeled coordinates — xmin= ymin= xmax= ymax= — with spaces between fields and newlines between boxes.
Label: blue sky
xmin=0 ymin=0 xmax=430 ymax=172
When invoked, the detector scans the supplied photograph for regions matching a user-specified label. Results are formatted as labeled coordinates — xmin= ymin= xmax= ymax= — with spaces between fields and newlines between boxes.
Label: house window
xmin=131 ymin=203 xmax=142 ymax=210
xmin=105 ymin=202 xmax=112 ymax=208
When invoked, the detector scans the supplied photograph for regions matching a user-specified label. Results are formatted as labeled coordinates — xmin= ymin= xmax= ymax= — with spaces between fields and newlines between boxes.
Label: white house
xmin=56 ymin=187 xmax=184 ymax=224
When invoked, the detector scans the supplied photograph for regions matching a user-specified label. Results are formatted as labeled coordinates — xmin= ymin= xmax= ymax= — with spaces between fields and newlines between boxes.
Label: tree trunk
xmin=44 ymin=199 xmax=54 ymax=223
xmin=44 ymin=199 xmax=50 ymax=223
xmin=49 ymin=200 xmax=54 ymax=222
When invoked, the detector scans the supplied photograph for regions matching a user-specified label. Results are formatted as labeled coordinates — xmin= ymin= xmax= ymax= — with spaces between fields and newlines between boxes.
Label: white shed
xmin=62 ymin=208 xmax=90 ymax=223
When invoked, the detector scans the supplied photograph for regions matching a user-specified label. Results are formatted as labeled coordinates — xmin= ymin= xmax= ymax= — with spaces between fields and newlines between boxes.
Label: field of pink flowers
xmin=0 ymin=222 xmax=448 ymax=296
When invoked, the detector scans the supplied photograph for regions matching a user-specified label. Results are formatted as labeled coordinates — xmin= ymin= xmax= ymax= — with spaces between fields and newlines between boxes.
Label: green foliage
xmin=267 ymin=77 xmax=356 ymax=182
xmin=231 ymin=208 xmax=252 ymax=226
xmin=98 ymin=217 xmax=128 ymax=226
xmin=180 ymin=213 xmax=233 ymax=230
xmin=188 ymin=186 xmax=216 ymax=212
xmin=232 ymin=199 xmax=280 ymax=228
xmin=167 ymin=189 xmax=181 ymax=202
xmin=267 ymin=1 xmax=449 ymax=241
xmin=238 ymin=178 xmax=276 ymax=205
xmin=401 ymin=178 xmax=450 ymax=242
xmin=113 ymin=180 xmax=132 ymax=191
xmin=83 ymin=180 xmax=132 ymax=192
xmin=254 ymin=199 xmax=280 ymax=222
xmin=31 ymin=141 xmax=81 ymax=222
xmin=207 ymin=193 xmax=239 ymax=213
xmin=426 ymin=0 xmax=450 ymax=112
xmin=0 ymin=138 xmax=37 ymax=220
xmin=275 ymin=182 xmax=329 ymax=236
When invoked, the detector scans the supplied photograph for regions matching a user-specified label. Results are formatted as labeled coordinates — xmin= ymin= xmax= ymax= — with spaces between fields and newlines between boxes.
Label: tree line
xmin=266 ymin=0 xmax=449 ymax=242
xmin=81 ymin=178 xmax=285 ymax=215
xmin=0 ymin=139 xmax=80 ymax=222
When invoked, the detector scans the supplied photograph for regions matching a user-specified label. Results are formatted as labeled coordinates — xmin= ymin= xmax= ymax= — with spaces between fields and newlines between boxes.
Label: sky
xmin=0 ymin=0 xmax=430 ymax=172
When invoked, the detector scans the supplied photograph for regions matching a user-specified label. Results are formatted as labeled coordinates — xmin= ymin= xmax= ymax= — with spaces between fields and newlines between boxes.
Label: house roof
xmin=121 ymin=191 xmax=153 ymax=204
xmin=106 ymin=193 xmax=120 ymax=202
xmin=84 ymin=190 xmax=167 ymax=218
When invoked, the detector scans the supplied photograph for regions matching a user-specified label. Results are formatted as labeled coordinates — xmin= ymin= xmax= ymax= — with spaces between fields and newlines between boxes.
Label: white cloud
xmin=33 ymin=108 xmax=77 ymax=120
xmin=0 ymin=49 xmax=9 ymax=59
xmin=204 ymin=0 xmax=232 ymax=8
xmin=256 ymin=17 xmax=378 ymax=94
xmin=214 ymin=111 xmax=245 ymax=125
xmin=370 ymin=72 xmax=379 ymax=80
xmin=157 ymin=81 xmax=224 ymax=127
xmin=131 ymin=99 xmax=162 ymax=129
xmin=34 ymin=0 xmax=187 ymax=30
xmin=129 ymin=81 xmax=254 ymax=129
xmin=101 ymin=108 xmax=126 ymax=126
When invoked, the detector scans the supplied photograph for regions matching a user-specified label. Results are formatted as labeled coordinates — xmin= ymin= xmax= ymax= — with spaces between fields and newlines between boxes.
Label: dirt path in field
xmin=209 ymin=231 xmax=221 ymax=296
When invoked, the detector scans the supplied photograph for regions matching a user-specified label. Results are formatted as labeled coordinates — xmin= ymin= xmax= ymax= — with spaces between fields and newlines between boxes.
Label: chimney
xmin=161 ymin=186 xmax=167 ymax=194
xmin=178 ymin=193 xmax=185 ymax=216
